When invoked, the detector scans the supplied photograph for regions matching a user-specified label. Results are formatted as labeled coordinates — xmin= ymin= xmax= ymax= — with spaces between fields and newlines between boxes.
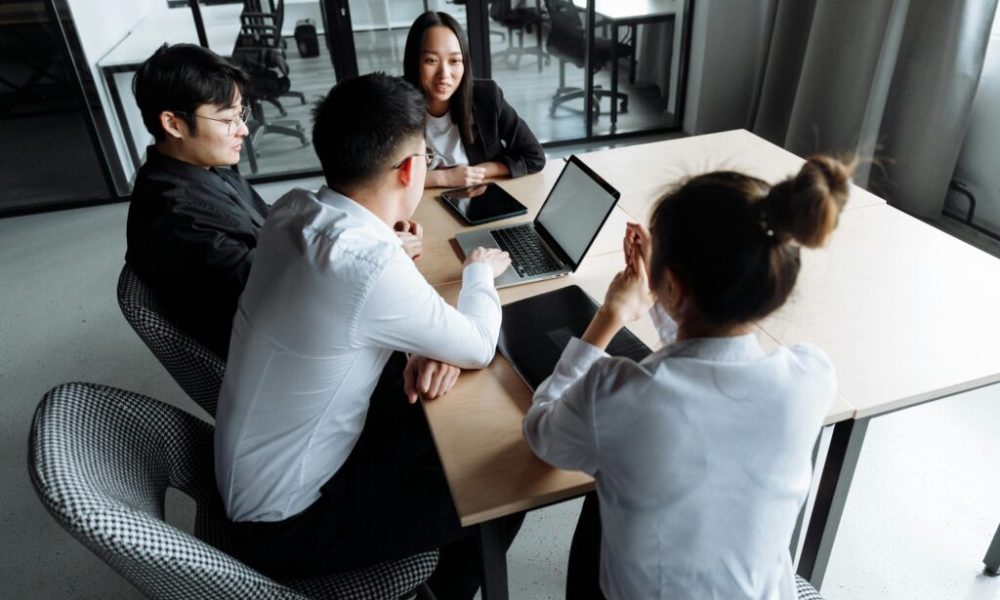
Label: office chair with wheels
xmin=489 ymin=0 xmax=547 ymax=72
xmin=231 ymin=36 xmax=308 ymax=173
xmin=240 ymin=0 xmax=307 ymax=112
xmin=116 ymin=264 xmax=224 ymax=418
xmin=543 ymin=0 xmax=633 ymax=121
xmin=28 ymin=382 xmax=439 ymax=600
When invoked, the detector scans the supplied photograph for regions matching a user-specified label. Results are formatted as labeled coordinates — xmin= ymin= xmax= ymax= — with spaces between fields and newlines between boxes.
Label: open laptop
xmin=498 ymin=285 xmax=652 ymax=390
xmin=455 ymin=155 xmax=621 ymax=289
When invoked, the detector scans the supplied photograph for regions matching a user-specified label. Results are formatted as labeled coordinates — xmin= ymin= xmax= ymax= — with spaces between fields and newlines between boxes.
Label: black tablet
xmin=440 ymin=183 xmax=528 ymax=225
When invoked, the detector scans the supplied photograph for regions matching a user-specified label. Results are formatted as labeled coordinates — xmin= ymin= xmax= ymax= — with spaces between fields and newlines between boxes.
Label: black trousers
xmin=228 ymin=352 xmax=524 ymax=599
xmin=566 ymin=492 xmax=608 ymax=600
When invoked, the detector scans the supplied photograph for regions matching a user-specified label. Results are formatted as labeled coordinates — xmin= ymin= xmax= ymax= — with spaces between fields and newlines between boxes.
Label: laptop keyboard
xmin=491 ymin=225 xmax=563 ymax=276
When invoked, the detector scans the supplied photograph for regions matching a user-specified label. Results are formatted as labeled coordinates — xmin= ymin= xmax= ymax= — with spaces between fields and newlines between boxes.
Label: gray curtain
xmin=751 ymin=0 xmax=997 ymax=217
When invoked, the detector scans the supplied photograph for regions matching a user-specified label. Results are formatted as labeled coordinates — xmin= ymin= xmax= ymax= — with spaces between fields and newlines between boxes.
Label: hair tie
xmin=757 ymin=206 xmax=775 ymax=240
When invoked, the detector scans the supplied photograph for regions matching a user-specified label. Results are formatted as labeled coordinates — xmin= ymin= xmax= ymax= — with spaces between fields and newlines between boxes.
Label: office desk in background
xmin=571 ymin=0 xmax=679 ymax=129
xmin=97 ymin=3 xmax=243 ymax=169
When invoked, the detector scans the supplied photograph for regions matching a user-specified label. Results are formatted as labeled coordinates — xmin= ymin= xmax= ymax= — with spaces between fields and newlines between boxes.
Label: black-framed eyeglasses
xmin=391 ymin=151 xmax=436 ymax=169
xmin=173 ymin=105 xmax=251 ymax=135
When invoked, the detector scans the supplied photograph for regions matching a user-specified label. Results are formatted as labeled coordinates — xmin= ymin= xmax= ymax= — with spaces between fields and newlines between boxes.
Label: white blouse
xmin=523 ymin=306 xmax=836 ymax=599
xmin=425 ymin=111 xmax=469 ymax=168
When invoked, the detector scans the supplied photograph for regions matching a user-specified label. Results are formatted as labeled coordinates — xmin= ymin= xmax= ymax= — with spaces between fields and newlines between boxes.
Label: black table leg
xmin=478 ymin=519 xmax=510 ymax=600
xmin=797 ymin=417 xmax=869 ymax=590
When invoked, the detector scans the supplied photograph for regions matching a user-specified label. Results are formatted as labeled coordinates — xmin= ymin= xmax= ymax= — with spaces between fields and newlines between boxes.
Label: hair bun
xmin=762 ymin=155 xmax=853 ymax=248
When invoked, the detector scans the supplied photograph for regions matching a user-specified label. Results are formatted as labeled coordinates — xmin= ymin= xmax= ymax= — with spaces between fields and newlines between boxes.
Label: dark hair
xmin=132 ymin=43 xmax=249 ymax=141
xmin=312 ymin=72 xmax=426 ymax=188
xmin=649 ymin=156 xmax=852 ymax=326
xmin=403 ymin=11 xmax=475 ymax=144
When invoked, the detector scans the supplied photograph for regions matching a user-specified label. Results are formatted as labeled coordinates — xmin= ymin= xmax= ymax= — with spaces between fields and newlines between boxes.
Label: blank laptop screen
xmin=535 ymin=159 xmax=618 ymax=266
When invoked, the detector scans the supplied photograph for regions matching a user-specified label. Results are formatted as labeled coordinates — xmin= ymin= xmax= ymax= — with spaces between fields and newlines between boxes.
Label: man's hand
xmin=395 ymin=220 xmax=424 ymax=260
xmin=463 ymin=247 xmax=511 ymax=278
xmin=403 ymin=356 xmax=462 ymax=403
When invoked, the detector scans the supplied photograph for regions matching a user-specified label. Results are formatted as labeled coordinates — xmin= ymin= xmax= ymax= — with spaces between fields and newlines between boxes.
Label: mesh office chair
xmin=28 ymin=382 xmax=438 ymax=599
xmin=796 ymin=576 xmax=824 ymax=599
xmin=543 ymin=0 xmax=632 ymax=121
xmin=117 ymin=264 xmax=224 ymax=418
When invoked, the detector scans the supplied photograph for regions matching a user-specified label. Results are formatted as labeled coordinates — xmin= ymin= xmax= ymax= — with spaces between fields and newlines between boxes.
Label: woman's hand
xmin=464 ymin=247 xmax=511 ymax=278
xmin=603 ymin=251 xmax=655 ymax=325
xmin=582 ymin=251 xmax=654 ymax=350
xmin=440 ymin=165 xmax=488 ymax=187
xmin=624 ymin=222 xmax=652 ymax=281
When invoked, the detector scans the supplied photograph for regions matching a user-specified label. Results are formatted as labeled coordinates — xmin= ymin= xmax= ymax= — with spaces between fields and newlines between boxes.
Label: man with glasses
xmin=215 ymin=72 xmax=521 ymax=599
xmin=126 ymin=43 xmax=267 ymax=359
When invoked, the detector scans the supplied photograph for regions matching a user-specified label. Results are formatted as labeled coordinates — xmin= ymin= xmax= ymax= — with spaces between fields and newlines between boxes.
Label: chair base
xmin=549 ymin=86 xmax=628 ymax=122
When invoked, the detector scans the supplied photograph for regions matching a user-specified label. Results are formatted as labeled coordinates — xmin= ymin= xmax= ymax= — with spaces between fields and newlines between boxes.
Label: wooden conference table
xmin=411 ymin=129 xmax=1000 ymax=597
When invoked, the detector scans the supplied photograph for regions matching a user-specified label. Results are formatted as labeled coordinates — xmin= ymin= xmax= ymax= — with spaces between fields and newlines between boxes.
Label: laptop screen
xmin=535 ymin=157 xmax=620 ymax=268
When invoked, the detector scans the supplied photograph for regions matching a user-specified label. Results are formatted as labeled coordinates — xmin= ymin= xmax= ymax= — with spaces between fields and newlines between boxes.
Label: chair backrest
xmin=117 ymin=264 xmax=225 ymax=417
xmin=27 ymin=382 xmax=304 ymax=599
xmin=28 ymin=383 xmax=439 ymax=599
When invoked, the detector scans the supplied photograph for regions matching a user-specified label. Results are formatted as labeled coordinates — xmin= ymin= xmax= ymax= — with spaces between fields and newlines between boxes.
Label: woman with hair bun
xmin=524 ymin=156 xmax=853 ymax=599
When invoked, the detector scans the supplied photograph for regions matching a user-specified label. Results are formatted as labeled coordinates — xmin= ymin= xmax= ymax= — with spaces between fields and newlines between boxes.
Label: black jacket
xmin=465 ymin=79 xmax=546 ymax=177
xmin=125 ymin=147 xmax=269 ymax=358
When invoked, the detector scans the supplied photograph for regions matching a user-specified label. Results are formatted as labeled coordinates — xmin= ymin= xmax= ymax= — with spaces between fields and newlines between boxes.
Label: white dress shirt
xmin=523 ymin=306 xmax=836 ymax=600
xmin=426 ymin=111 xmax=469 ymax=168
xmin=215 ymin=186 xmax=502 ymax=522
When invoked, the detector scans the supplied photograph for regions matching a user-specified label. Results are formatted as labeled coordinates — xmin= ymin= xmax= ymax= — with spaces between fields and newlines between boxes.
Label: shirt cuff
xmin=562 ymin=336 xmax=609 ymax=371
xmin=462 ymin=262 xmax=495 ymax=288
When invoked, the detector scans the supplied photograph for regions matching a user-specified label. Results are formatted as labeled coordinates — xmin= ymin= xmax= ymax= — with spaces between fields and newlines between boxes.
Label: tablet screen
xmin=441 ymin=183 xmax=528 ymax=225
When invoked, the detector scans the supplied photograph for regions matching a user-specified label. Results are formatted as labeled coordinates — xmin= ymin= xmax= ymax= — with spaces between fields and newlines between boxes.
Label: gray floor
xmin=2 ymin=166 xmax=1000 ymax=598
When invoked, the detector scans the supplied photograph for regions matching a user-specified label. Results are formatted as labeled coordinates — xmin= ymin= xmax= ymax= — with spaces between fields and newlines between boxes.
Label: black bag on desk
xmin=295 ymin=19 xmax=319 ymax=58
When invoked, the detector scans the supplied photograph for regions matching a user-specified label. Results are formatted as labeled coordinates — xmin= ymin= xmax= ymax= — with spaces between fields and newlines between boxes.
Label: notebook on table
xmin=497 ymin=285 xmax=652 ymax=390
xmin=455 ymin=155 xmax=620 ymax=289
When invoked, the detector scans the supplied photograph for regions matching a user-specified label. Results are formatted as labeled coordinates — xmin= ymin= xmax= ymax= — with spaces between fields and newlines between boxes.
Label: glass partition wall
xmin=2 ymin=0 xmax=691 ymax=214
xmin=245 ymin=0 xmax=691 ymax=180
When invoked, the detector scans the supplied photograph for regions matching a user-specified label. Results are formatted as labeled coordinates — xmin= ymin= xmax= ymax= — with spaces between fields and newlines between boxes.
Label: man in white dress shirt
xmin=215 ymin=72 xmax=522 ymax=599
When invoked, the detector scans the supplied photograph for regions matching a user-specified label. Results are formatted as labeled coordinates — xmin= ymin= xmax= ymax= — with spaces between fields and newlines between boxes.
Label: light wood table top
xmin=757 ymin=203 xmax=1000 ymax=419
xmin=412 ymin=158 xmax=632 ymax=286
xmin=578 ymin=130 xmax=885 ymax=225
xmin=426 ymin=251 xmax=852 ymax=526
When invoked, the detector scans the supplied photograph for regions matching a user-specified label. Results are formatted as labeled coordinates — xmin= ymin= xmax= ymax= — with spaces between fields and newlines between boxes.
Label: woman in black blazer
xmin=404 ymin=11 xmax=546 ymax=188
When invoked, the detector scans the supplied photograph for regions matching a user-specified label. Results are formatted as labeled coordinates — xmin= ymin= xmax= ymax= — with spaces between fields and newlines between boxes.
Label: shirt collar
xmin=315 ymin=185 xmax=402 ymax=247
xmin=661 ymin=333 xmax=766 ymax=362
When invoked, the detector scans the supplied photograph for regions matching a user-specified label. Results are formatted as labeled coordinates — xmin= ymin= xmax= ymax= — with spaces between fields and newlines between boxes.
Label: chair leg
xmin=265 ymin=98 xmax=287 ymax=117
xmin=985 ymin=522 xmax=1000 ymax=575
xmin=282 ymin=90 xmax=307 ymax=105
xmin=243 ymin=134 xmax=259 ymax=174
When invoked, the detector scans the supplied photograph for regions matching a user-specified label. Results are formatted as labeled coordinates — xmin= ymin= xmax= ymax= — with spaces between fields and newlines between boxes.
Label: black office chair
xmin=489 ymin=0 xmax=547 ymax=72
xmin=543 ymin=0 xmax=633 ymax=121
xmin=231 ymin=35 xmax=308 ymax=173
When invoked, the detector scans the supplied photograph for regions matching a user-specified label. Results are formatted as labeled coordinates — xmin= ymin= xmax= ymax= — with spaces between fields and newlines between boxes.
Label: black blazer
xmin=465 ymin=79 xmax=546 ymax=178
xmin=125 ymin=147 xmax=269 ymax=358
